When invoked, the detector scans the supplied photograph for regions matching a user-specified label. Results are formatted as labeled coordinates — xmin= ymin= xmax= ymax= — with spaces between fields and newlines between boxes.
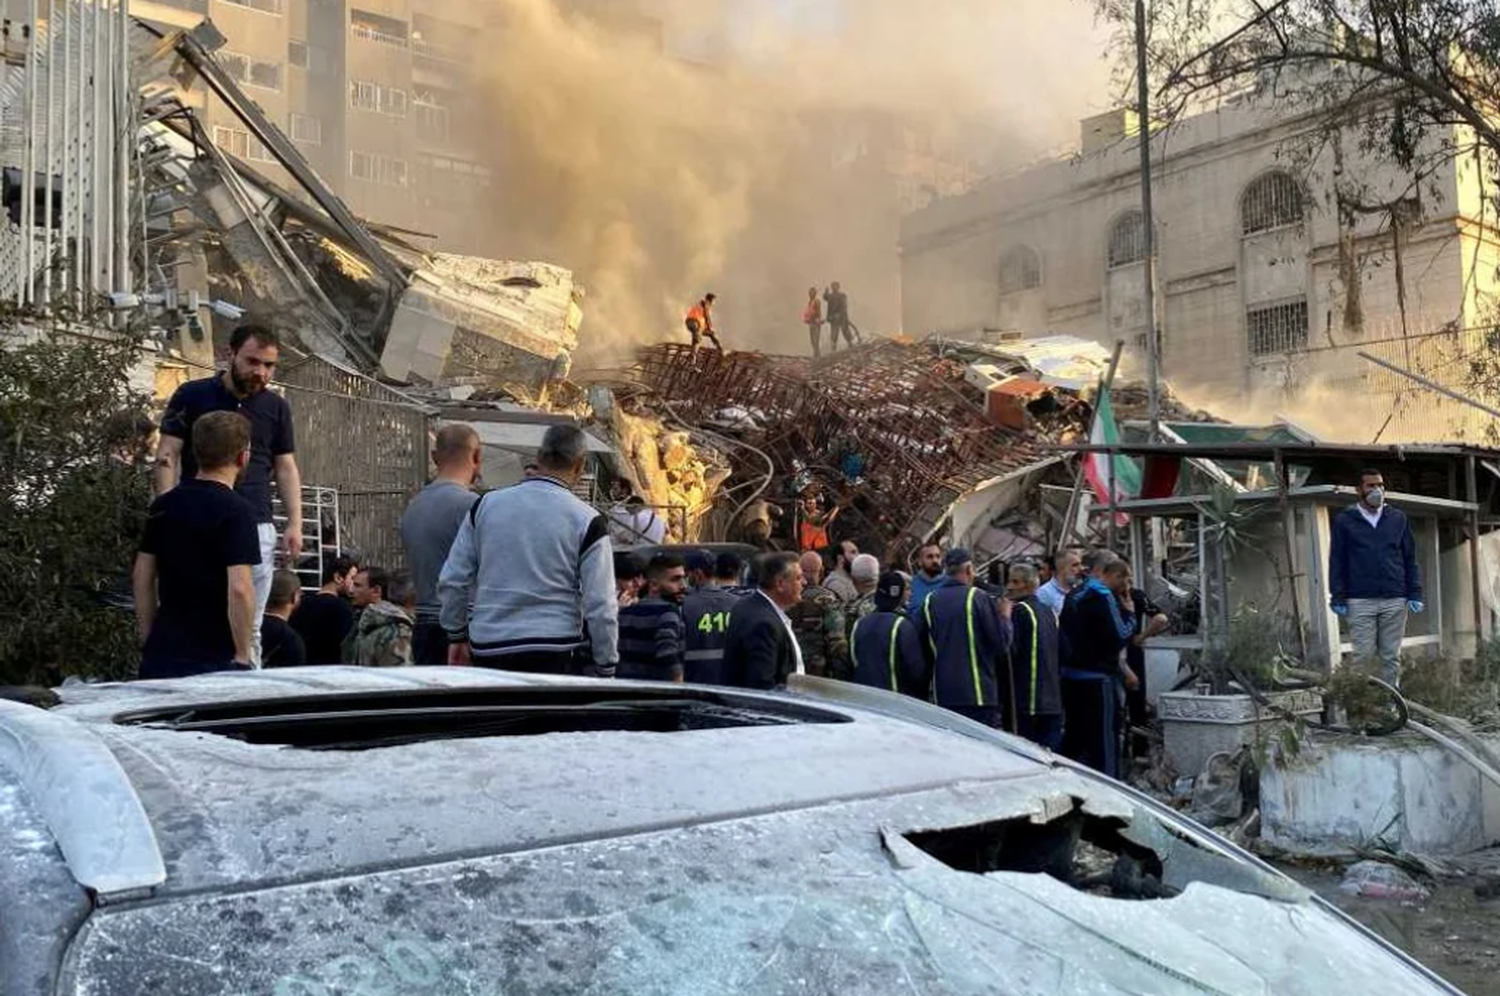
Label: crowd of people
xmin=131 ymin=322 xmax=1169 ymax=781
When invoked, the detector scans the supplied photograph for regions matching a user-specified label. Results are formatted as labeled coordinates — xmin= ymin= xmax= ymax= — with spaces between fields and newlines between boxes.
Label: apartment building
xmin=137 ymin=0 xmax=493 ymax=246
xmin=899 ymin=95 xmax=1500 ymax=441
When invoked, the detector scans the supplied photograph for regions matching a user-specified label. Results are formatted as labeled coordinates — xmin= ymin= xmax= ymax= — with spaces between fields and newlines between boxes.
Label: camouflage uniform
xmin=845 ymin=591 xmax=879 ymax=641
xmin=343 ymin=601 xmax=414 ymax=667
xmin=788 ymin=584 xmax=850 ymax=680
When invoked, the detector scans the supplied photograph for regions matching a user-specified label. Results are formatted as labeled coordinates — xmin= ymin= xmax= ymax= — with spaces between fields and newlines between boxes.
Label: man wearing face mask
xmin=1329 ymin=469 xmax=1423 ymax=687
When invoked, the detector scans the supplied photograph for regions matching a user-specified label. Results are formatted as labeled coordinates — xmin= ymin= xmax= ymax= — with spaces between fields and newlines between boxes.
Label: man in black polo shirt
xmin=133 ymin=411 xmax=262 ymax=678
xmin=155 ymin=324 xmax=302 ymax=666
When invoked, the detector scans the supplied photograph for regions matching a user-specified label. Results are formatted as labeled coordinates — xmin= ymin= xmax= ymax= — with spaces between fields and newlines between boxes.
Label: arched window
xmin=1107 ymin=211 xmax=1148 ymax=269
xmin=998 ymin=245 xmax=1042 ymax=295
xmin=1241 ymin=171 xmax=1304 ymax=235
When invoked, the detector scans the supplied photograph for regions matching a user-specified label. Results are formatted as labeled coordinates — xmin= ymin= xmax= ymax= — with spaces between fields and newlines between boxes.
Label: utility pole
xmin=1135 ymin=0 xmax=1161 ymax=442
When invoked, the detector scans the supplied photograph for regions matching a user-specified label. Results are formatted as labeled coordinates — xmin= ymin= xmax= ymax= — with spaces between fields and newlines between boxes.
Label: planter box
xmin=1158 ymin=689 xmax=1324 ymax=778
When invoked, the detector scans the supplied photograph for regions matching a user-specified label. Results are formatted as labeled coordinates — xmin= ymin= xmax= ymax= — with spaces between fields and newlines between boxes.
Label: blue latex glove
xmin=1408 ymin=600 xmax=1425 ymax=614
xmin=1330 ymin=602 xmax=1349 ymax=617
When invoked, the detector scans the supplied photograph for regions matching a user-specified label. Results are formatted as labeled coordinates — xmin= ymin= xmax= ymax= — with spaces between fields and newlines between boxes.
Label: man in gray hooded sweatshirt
xmin=439 ymin=424 xmax=619 ymax=676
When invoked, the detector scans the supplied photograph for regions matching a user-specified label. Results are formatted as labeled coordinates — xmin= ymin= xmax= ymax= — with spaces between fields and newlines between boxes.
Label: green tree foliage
xmin=0 ymin=321 xmax=154 ymax=685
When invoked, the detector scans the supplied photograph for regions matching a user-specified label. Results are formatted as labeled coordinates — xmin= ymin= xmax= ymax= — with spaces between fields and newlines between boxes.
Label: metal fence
xmin=278 ymin=354 xmax=432 ymax=569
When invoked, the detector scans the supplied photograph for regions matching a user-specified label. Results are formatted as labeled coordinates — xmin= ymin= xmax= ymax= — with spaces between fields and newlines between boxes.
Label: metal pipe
xmin=114 ymin=0 xmax=128 ymax=294
xmin=100 ymin=0 xmax=114 ymax=297
xmin=41 ymin=0 xmax=56 ymax=306
xmin=1357 ymin=350 xmax=1500 ymax=421
xmin=21 ymin=0 xmax=38 ymax=305
xmin=60 ymin=0 xmax=71 ymax=299
xmin=1467 ymin=454 xmax=1485 ymax=651
xmin=1135 ymin=0 xmax=1161 ymax=442
xmin=89 ymin=0 xmax=102 ymax=293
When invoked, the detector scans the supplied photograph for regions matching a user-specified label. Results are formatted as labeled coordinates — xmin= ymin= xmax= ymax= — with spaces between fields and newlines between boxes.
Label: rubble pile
xmin=611 ymin=409 xmax=732 ymax=539
xmin=633 ymin=340 xmax=1094 ymax=558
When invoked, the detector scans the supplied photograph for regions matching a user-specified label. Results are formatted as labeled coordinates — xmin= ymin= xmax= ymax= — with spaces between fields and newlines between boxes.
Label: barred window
xmin=1247 ymin=299 xmax=1308 ymax=355
xmin=998 ymin=245 xmax=1041 ymax=295
xmin=1107 ymin=211 xmax=1148 ymax=269
xmin=218 ymin=51 xmax=282 ymax=91
xmin=289 ymin=113 xmax=322 ymax=145
xmin=221 ymin=0 xmax=281 ymax=14
xmin=350 ymin=150 xmax=408 ymax=186
xmin=1242 ymin=171 xmax=1304 ymax=235
xmin=349 ymin=80 xmax=407 ymax=116
xmin=212 ymin=126 xmax=276 ymax=164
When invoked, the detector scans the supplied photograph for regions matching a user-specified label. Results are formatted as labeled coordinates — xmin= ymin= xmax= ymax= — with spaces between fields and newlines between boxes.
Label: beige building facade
xmin=900 ymin=95 xmax=1500 ymax=442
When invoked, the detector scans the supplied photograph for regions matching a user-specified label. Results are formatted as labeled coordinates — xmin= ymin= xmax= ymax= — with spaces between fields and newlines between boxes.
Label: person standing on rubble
xmin=789 ymin=551 xmax=851 ymax=679
xmin=851 ymin=571 xmax=929 ymax=698
xmin=1005 ymin=562 xmax=1063 ymax=749
xmin=1329 ymin=468 xmax=1423 ymax=687
xmin=154 ymin=324 xmax=302 ymax=666
xmin=803 ymin=286 xmax=824 ymax=357
xmin=685 ymin=293 xmax=723 ymax=357
xmin=400 ymin=423 xmax=481 ymax=666
xmin=740 ymin=497 xmax=783 ymax=550
xmin=797 ymin=493 xmax=840 ymax=553
xmin=439 ymin=424 xmax=618 ymax=677
xmin=914 ymin=548 xmax=1012 ymax=728
xmin=823 ymin=282 xmax=853 ymax=351
xmin=1058 ymin=558 xmax=1137 ymax=776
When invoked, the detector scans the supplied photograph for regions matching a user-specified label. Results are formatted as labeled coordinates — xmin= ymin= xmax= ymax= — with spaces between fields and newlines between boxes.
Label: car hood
xmin=61 ymin=771 xmax=1456 ymax=996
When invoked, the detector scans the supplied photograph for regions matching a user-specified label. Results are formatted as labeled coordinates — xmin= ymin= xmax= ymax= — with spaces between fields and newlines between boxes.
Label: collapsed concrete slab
xmin=380 ymin=257 xmax=583 ymax=390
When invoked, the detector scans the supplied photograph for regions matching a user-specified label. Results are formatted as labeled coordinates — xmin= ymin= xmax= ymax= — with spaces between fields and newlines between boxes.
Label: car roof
xmin=28 ymin=667 xmax=1052 ymax=897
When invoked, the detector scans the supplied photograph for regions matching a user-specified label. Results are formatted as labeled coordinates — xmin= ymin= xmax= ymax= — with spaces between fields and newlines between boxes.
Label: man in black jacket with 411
xmin=1329 ymin=469 xmax=1423 ymax=688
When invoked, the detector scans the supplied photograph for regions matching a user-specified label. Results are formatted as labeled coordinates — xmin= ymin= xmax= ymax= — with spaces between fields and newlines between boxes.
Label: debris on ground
xmin=1340 ymin=860 xmax=1433 ymax=904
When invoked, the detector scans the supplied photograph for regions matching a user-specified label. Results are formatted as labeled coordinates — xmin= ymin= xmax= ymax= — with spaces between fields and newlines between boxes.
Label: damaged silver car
xmin=0 ymin=667 xmax=1466 ymax=995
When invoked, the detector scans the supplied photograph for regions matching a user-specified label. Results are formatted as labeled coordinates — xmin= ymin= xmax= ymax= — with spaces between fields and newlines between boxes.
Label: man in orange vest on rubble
xmin=685 ymin=293 xmax=723 ymax=357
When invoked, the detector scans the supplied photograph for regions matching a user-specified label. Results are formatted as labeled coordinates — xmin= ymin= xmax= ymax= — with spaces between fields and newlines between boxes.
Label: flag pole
xmin=1060 ymin=339 xmax=1124 ymax=549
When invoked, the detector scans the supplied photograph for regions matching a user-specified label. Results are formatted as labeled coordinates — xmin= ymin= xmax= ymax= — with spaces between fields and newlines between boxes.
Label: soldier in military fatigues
xmin=788 ymin=552 xmax=850 ymax=679
xmin=342 ymin=567 xmax=415 ymax=667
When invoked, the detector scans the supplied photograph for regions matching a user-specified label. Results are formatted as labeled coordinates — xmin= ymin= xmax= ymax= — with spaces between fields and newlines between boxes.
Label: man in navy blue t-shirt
xmin=154 ymin=324 xmax=301 ymax=666
xmin=134 ymin=411 xmax=262 ymax=678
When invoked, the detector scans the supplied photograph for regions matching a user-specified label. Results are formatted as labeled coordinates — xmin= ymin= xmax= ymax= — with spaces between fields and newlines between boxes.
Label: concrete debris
xmin=1340 ymin=860 xmax=1432 ymax=904
xmin=381 ymin=257 xmax=583 ymax=390
xmin=611 ymin=409 xmax=732 ymax=542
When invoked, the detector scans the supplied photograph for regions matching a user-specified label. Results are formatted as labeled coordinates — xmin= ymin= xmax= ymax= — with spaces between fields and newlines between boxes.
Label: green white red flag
xmin=1083 ymin=384 xmax=1141 ymax=521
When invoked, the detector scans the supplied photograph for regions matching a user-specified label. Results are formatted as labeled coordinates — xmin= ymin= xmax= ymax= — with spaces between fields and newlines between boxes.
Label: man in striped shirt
xmin=616 ymin=553 xmax=687 ymax=682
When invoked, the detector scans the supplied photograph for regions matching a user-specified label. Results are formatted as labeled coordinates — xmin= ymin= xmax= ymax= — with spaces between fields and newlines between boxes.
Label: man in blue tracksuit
xmin=851 ymin=572 xmax=929 ymax=698
xmin=914 ymin=549 xmax=1012 ymax=728
xmin=1329 ymin=469 xmax=1423 ymax=687
xmin=1059 ymin=558 xmax=1136 ymax=776
xmin=1005 ymin=562 xmax=1063 ymax=750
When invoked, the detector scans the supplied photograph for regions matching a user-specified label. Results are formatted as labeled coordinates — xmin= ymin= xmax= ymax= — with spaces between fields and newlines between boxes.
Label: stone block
xmin=1159 ymin=689 xmax=1323 ymax=779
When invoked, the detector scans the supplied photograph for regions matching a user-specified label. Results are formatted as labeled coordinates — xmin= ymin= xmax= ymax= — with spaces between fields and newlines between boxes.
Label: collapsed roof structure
xmin=132 ymin=20 xmax=580 ymax=392
xmin=631 ymin=338 xmax=1202 ymax=563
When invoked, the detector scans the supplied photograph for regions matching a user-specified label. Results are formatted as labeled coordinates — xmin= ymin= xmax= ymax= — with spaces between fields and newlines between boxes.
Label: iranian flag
xmin=1083 ymin=385 xmax=1141 ymax=521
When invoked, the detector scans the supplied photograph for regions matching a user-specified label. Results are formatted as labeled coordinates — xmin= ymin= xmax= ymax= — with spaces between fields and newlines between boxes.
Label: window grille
xmin=1107 ymin=211 xmax=1148 ymax=269
xmin=1241 ymin=171 xmax=1304 ymax=235
xmin=290 ymin=114 xmax=322 ymax=145
xmin=221 ymin=0 xmax=281 ymax=14
xmin=998 ymin=246 xmax=1041 ymax=295
xmin=1247 ymin=299 xmax=1308 ymax=355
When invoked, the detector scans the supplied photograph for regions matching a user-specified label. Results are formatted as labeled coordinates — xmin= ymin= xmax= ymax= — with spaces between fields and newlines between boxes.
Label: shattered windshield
xmin=64 ymin=776 xmax=1448 ymax=996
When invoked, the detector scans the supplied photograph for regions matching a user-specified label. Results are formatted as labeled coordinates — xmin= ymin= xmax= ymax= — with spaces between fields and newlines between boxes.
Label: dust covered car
xmin=0 ymin=667 xmax=1466 ymax=995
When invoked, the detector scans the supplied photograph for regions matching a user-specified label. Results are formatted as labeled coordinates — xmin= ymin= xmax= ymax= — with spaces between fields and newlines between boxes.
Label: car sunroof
xmin=113 ymin=686 xmax=850 ymax=750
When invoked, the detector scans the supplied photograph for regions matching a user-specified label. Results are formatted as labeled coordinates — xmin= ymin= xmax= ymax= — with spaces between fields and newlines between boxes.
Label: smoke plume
xmin=465 ymin=0 xmax=1110 ymax=362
